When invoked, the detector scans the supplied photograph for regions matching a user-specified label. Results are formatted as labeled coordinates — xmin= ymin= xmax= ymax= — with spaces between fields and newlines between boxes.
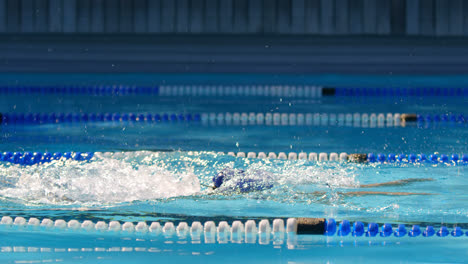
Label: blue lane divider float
xmin=0 ymin=152 xmax=94 ymax=166
xmin=334 ymin=87 xmax=468 ymax=97
xmin=365 ymin=153 xmax=468 ymax=164
xmin=0 ymin=112 xmax=201 ymax=125
xmin=1 ymin=112 xmax=467 ymax=126
xmin=326 ymin=218 xmax=468 ymax=238
xmin=0 ymin=85 xmax=160 ymax=95
xmin=417 ymin=114 xmax=466 ymax=123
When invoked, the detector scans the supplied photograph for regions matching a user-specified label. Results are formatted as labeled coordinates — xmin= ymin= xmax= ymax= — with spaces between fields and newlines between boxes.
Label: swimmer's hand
xmin=359 ymin=178 xmax=434 ymax=188
xmin=198 ymin=183 xmax=217 ymax=195
xmin=308 ymin=191 xmax=436 ymax=197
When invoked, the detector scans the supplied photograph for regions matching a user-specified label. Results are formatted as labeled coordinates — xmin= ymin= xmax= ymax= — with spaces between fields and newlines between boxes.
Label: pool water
xmin=0 ymin=74 xmax=467 ymax=263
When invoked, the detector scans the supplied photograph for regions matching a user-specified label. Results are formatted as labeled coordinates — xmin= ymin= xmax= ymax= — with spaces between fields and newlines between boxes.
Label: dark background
xmin=1 ymin=0 xmax=468 ymax=74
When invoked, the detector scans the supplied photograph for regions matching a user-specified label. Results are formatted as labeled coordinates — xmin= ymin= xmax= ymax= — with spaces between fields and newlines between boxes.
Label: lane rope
xmin=1 ymin=112 xmax=466 ymax=126
xmin=159 ymin=85 xmax=326 ymax=97
xmin=0 ymin=85 xmax=160 ymax=95
xmin=2 ymin=85 xmax=468 ymax=97
xmin=1 ymin=151 xmax=467 ymax=166
xmin=0 ymin=216 xmax=466 ymax=241
xmin=0 ymin=152 xmax=93 ymax=165
xmin=220 ymin=152 xmax=468 ymax=164
xmin=198 ymin=113 xmax=466 ymax=126
xmin=0 ymin=112 xmax=200 ymax=124
xmin=0 ymin=85 xmax=326 ymax=97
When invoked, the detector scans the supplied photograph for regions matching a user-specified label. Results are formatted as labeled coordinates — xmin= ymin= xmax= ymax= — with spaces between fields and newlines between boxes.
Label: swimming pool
xmin=0 ymin=74 xmax=467 ymax=263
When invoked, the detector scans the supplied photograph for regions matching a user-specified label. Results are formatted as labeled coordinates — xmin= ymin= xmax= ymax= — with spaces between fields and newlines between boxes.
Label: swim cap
xmin=213 ymin=168 xmax=275 ymax=193
xmin=235 ymin=170 xmax=274 ymax=192
xmin=213 ymin=168 xmax=244 ymax=188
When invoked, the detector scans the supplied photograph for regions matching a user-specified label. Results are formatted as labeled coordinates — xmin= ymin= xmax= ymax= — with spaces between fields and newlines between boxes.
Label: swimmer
xmin=211 ymin=168 xmax=435 ymax=196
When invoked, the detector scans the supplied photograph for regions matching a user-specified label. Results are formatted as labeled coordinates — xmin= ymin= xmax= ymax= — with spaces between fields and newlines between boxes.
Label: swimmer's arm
xmin=359 ymin=178 xmax=434 ymax=188
xmin=338 ymin=191 xmax=435 ymax=197
xmin=200 ymin=184 xmax=215 ymax=194
xmin=0 ymin=178 xmax=15 ymax=187
xmin=309 ymin=190 xmax=436 ymax=197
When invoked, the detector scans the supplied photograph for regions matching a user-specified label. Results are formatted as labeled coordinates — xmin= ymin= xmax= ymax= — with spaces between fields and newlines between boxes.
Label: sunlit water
xmin=0 ymin=76 xmax=467 ymax=263
xmin=0 ymin=151 xmax=466 ymax=226
xmin=0 ymin=151 xmax=467 ymax=263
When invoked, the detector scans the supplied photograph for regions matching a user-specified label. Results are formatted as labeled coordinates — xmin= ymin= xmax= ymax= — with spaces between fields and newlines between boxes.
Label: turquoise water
xmin=1 ymin=152 xmax=467 ymax=263
xmin=0 ymin=75 xmax=467 ymax=263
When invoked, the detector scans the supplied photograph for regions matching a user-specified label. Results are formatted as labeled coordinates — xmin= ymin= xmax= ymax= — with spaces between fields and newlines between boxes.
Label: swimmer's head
xmin=212 ymin=168 xmax=244 ymax=189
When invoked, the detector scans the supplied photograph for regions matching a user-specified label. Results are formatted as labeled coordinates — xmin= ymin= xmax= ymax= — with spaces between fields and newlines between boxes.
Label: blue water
xmin=0 ymin=74 xmax=467 ymax=263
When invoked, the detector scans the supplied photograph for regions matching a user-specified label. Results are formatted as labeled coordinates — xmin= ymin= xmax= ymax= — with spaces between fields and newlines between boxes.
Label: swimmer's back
xmin=213 ymin=168 xmax=274 ymax=193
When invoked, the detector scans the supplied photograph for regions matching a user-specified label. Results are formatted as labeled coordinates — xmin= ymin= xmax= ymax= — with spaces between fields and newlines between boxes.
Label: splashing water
xmin=0 ymin=150 xmax=464 ymax=225
xmin=268 ymin=162 xmax=359 ymax=188
xmin=210 ymin=161 xmax=359 ymax=194
xmin=0 ymin=151 xmax=359 ymax=206
xmin=0 ymin=153 xmax=201 ymax=205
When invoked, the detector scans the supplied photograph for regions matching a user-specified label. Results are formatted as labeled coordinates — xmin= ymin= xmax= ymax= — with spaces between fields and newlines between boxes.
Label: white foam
xmin=0 ymin=152 xmax=200 ymax=205
xmin=273 ymin=164 xmax=358 ymax=188
xmin=0 ymin=151 xmax=359 ymax=208
xmin=216 ymin=161 xmax=358 ymax=193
